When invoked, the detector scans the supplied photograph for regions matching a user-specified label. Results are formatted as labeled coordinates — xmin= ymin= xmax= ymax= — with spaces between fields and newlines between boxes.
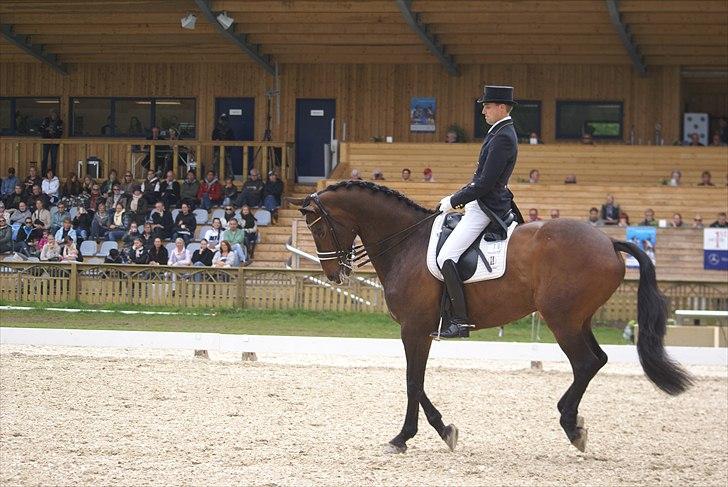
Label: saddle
xmin=435 ymin=210 xmax=517 ymax=281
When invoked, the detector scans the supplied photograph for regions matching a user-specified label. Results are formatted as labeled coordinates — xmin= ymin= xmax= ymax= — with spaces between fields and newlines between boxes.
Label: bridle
xmin=305 ymin=193 xmax=441 ymax=269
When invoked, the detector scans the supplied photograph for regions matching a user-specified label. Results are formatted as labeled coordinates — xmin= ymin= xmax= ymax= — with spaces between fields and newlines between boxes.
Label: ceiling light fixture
xmin=216 ymin=11 xmax=234 ymax=30
xmin=181 ymin=13 xmax=197 ymax=30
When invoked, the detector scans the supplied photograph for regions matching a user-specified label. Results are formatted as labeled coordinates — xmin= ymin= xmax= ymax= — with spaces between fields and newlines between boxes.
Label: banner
xmin=703 ymin=228 xmax=728 ymax=270
xmin=410 ymin=97 xmax=436 ymax=132
xmin=625 ymin=227 xmax=656 ymax=268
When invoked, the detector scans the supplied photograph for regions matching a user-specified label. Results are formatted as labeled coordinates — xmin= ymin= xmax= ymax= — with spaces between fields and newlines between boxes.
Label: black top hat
xmin=477 ymin=85 xmax=517 ymax=105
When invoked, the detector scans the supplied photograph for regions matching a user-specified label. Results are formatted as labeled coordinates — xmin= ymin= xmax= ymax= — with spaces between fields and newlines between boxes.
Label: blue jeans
xmin=107 ymin=230 xmax=126 ymax=241
xmin=232 ymin=243 xmax=247 ymax=263
xmin=193 ymin=261 xmax=206 ymax=282
xmin=263 ymin=195 xmax=279 ymax=212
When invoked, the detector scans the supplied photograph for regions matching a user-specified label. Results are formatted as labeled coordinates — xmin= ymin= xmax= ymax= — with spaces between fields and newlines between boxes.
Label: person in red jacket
xmin=197 ymin=170 xmax=222 ymax=210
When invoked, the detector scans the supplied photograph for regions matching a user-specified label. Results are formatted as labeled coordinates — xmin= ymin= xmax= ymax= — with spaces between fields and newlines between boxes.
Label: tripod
xmin=251 ymin=92 xmax=280 ymax=179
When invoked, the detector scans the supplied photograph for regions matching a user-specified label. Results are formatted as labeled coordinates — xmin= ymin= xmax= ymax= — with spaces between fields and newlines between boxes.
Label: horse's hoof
xmin=385 ymin=442 xmax=407 ymax=454
xmin=442 ymin=424 xmax=459 ymax=452
xmin=576 ymin=415 xmax=585 ymax=429
xmin=571 ymin=427 xmax=588 ymax=452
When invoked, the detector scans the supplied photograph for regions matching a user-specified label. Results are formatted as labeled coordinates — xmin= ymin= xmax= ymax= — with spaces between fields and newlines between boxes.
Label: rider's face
xmin=482 ymin=103 xmax=509 ymax=125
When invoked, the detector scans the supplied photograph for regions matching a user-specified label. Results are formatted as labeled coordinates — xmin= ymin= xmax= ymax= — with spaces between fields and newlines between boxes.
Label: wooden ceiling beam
xmin=606 ymin=0 xmax=646 ymax=76
xmin=0 ymin=23 xmax=68 ymax=75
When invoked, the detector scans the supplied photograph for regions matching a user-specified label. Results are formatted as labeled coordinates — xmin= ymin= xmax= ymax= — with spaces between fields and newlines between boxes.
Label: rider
xmin=433 ymin=85 xmax=519 ymax=339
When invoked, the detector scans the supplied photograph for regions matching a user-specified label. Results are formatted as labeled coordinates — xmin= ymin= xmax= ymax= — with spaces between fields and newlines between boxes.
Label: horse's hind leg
xmin=420 ymin=392 xmax=459 ymax=451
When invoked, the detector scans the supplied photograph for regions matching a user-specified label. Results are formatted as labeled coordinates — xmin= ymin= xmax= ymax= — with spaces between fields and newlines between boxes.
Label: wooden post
xmin=126 ymin=144 xmax=132 ymax=176
xmin=263 ymin=143 xmax=269 ymax=175
xmin=35 ymin=142 xmax=42 ymax=164
xmin=58 ymin=141 xmax=65 ymax=176
xmin=195 ymin=142 xmax=201 ymax=174
xmin=242 ymin=144 xmax=249 ymax=181
xmin=282 ymin=143 xmax=289 ymax=183
xmin=172 ymin=144 xmax=179 ymax=177
xmin=69 ymin=262 xmax=79 ymax=303
xmin=219 ymin=145 xmax=225 ymax=179
xmin=236 ymin=266 xmax=246 ymax=308
xmin=150 ymin=142 xmax=156 ymax=170
xmin=103 ymin=144 xmax=110 ymax=177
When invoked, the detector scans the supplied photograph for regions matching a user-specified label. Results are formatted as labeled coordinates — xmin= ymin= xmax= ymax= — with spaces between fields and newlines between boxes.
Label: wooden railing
xmin=0 ymin=137 xmax=295 ymax=183
xmin=0 ymin=262 xmax=725 ymax=324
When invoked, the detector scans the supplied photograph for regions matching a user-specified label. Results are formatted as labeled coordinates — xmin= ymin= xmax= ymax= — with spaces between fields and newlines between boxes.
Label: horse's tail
xmin=613 ymin=240 xmax=694 ymax=395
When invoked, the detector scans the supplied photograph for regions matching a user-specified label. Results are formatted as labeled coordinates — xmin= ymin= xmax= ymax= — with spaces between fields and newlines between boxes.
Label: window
xmin=0 ymin=97 xmax=61 ymax=136
xmin=473 ymin=100 xmax=541 ymax=141
xmin=155 ymin=99 xmax=196 ymax=138
xmin=556 ymin=101 xmax=623 ymax=139
xmin=71 ymin=98 xmax=112 ymax=136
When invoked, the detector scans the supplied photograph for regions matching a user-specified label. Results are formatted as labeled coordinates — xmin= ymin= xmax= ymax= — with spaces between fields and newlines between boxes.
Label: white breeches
xmin=436 ymin=200 xmax=491 ymax=268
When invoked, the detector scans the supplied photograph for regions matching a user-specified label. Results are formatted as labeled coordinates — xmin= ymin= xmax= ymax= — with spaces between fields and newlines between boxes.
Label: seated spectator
xmin=445 ymin=130 xmax=458 ymax=143
xmin=667 ymin=170 xmax=681 ymax=187
xmin=670 ymin=213 xmax=684 ymax=228
xmin=90 ymin=201 xmax=110 ymax=240
xmin=127 ymin=238 xmax=148 ymax=264
xmin=618 ymin=212 xmax=630 ymax=227
xmin=263 ymin=172 xmax=284 ymax=219
xmin=221 ymin=207 xmax=236 ymax=229
xmin=221 ymin=177 xmax=239 ymax=207
xmin=41 ymin=170 xmax=60 ymax=205
xmin=54 ymin=218 xmax=77 ymax=244
xmin=528 ymin=132 xmax=543 ymax=145
xmin=709 ymin=132 xmax=725 ymax=147
xmin=401 ymin=168 xmax=411 ymax=181
xmin=350 ymin=169 xmax=363 ymax=181
xmin=22 ymin=166 xmax=41 ymax=197
xmin=423 ymin=168 xmax=435 ymax=182
xmin=9 ymin=201 xmax=29 ymax=225
xmin=372 ymin=169 xmax=385 ymax=181
xmin=107 ymin=202 xmax=129 ymax=241
xmin=1 ymin=167 xmax=18 ymax=199
xmin=61 ymin=172 xmax=82 ymax=197
xmin=240 ymin=205 xmax=258 ymax=260
xmin=104 ymin=248 xmax=124 ymax=264
xmin=106 ymin=183 xmax=127 ymax=210
xmin=197 ymin=170 xmax=222 ymax=210
xmin=204 ymin=218 xmax=224 ymax=251
xmin=698 ymin=171 xmax=715 ymax=186
xmin=692 ymin=214 xmax=704 ymax=229
xmin=587 ymin=207 xmax=602 ymax=226
xmin=0 ymin=216 xmax=12 ymax=254
xmin=638 ymin=208 xmax=658 ymax=227
xmin=120 ymin=171 xmax=135 ymax=196
xmin=146 ymin=237 xmax=168 ymax=266
xmin=148 ymin=201 xmax=174 ymax=240
xmin=528 ymin=169 xmax=540 ymax=184
xmin=86 ymin=183 xmax=103 ymax=210
xmin=710 ymin=212 xmax=727 ymax=228
xmin=600 ymin=194 xmax=620 ymax=225
xmin=4 ymin=185 xmax=25 ymax=210
xmin=212 ymin=240 xmax=239 ymax=268
xmin=192 ymin=239 xmax=214 ymax=267
xmin=687 ymin=132 xmax=704 ymax=147
xmin=31 ymin=199 xmax=51 ymax=229
xmin=527 ymin=208 xmax=541 ymax=222
xmin=222 ymin=218 xmax=247 ymax=264
xmin=14 ymin=217 xmax=36 ymax=256
xmin=236 ymin=169 xmax=264 ymax=208
xmin=60 ymin=237 xmax=79 ymax=262
xmin=0 ymin=202 xmax=11 ymax=223
xmin=122 ymin=222 xmax=142 ymax=250
xmin=159 ymin=171 xmax=180 ymax=209
xmin=580 ymin=133 xmax=594 ymax=145
xmin=180 ymin=170 xmax=200 ymax=208
xmin=167 ymin=238 xmax=192 ymax=266
xmin=127 ymin=185 xmax=148 ymax=226
xmin=39 ymin=237 xmax=61 ymax=261
xmin=564 ymin=174 xmax=577 ymax=184
xmin=100 ymin=169 xmax=119 ymax=197
xmin=141 ymin=170 xmax=161 ymax=205
xmin=28 ymin=184 xmax=50 ymax=209
xmin=172 ymin=202 xmax=196 ymax=245
xmin=72 ymin=206 xmax=92 ymax=241
xmin=549 ymin=209 xmax=560 ymax=219
xmin=140 ymin=222 xmax=155 ymax=250
xmin=50 ymin=201 xmax=70 ymax=234
xmin=81 ymin=175 xmax=95 ymax=195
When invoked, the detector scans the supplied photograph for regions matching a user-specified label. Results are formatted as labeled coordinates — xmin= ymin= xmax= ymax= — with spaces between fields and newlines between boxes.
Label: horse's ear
xmin=298 ymin=205 xmax=316 ymax=216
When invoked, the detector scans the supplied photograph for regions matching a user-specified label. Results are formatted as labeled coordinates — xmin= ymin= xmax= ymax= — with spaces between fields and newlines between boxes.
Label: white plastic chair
xmin=79 ymin=240 xmax=98 ymax=257
xmin=97 ymin=241 xmax=118 ymax=257
xmin=253 ymin=209 xmax=271 ymax=226
xmin=193 ymin=208 xmax=209 ymax=225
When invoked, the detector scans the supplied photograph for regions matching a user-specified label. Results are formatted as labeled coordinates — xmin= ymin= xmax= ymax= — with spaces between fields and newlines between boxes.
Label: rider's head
xmin=482 ymin=102 xmax=512 ymax=125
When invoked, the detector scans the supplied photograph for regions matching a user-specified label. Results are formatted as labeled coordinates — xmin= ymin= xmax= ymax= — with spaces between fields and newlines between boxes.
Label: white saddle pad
xmin=426 ymin=213 xmax=518 ymax=283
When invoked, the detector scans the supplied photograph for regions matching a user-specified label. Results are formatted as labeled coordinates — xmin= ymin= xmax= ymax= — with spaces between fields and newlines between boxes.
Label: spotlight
xmin=216 ymin=11 xmax=234 ymax=30
xmin=181 ymin=13 xmax=197 ymax=30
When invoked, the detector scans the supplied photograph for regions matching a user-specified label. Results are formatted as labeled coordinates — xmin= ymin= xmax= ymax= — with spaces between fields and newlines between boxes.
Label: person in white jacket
xmin=41 ymin=169 xmax=60 ymax=205
xmin=167 ymin=238 xmax=192 ymax=266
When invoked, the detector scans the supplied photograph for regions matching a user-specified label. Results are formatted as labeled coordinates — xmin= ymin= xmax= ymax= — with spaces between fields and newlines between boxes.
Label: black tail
xmin=613 ymin=240 xmax=694 ymax=395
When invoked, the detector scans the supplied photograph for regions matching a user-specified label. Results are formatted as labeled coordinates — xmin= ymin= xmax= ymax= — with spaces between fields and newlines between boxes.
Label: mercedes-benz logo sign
xmin=708 ymin=253 xmax=720 ymax=266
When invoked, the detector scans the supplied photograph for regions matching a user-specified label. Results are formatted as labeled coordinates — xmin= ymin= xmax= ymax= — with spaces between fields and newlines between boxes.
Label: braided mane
xmin=314 ymin=180 xmax=436 ymax=214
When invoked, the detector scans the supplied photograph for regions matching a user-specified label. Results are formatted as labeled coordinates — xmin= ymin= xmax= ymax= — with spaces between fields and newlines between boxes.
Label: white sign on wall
xmin=310 ymin=109 xmax=324 ymax=117
xmin=229 ymin=109 xmax=243 ymax=116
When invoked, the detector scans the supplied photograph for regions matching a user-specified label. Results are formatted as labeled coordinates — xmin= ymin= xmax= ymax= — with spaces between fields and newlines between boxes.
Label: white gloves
xmin=438 ymin=195 xmax=453 ymax=213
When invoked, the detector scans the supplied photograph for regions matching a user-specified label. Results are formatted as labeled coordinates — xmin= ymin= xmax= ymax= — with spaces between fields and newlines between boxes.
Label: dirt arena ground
xmin=1 ymin=345 xmax=726 ymax=486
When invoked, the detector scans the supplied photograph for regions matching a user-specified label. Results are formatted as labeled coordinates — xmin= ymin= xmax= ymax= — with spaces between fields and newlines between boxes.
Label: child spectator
xmin=61 ymin=237 xmax=79 ymax=262
xmin=204 ymin=218 xmax=224 ymax=251
xmin=39 ymin=237 xmax=61 ymax=261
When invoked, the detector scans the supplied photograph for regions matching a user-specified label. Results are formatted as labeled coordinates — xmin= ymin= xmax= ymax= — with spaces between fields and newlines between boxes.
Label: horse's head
xmin=290 ymin=193 xmax=357 ymax=284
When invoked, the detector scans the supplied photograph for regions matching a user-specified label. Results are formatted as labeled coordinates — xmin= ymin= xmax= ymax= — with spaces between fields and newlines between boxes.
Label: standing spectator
xmin=0 ymin=217 xmax=12 ymax=254
xmin=221 ymin=177 xmax=239 ymax=207
xmin=192 ymin=239 xmax=214 ymax=267
xmin=9 ymin=201 xmax=30 ymax=225
xmin=222 ymin=218 xmax=247 ymax=264
xmin=172 ymin=202 xmax=196 ymax=244
xmin=240 ymin=205 xmax=258 ymax=260
xmin=1 ymin=168 xmax=18 ymax=198
xmin=128 ymin=238 xmax=148 ymax=264
xmin=54 ymin=218 xmax=77 ymax=244
xmin=141 ymin=169 xmax=161 ymax=205
xmin=167 ymin=238 xmax=192 ymax=267
xmin=710 ymin=212 xmax=728 ymax=228
xmin=120 ymin=171 xmax=135 ymax=196
xmin=40 ymin=237 xmax=61 ymax=261
xmin=587 ymin=207 xmax=602 ymax=226
xmin=61 ymin=173 xmax=82 ymax=197
xmin=639 ymin=208 xmax=658 ymax=227
xmin=600 ymin=194 xmax=620 ymax=225
xmin=236 ymin=169 xmax=264 ymax=208
xmin=149 ymin=201 xmax=173 ymax=240
xmin=106 ymin=202 xmax=129 ymax=241
xmin=73 ymin=206 xmax=92 ymax=241
xmin=401 ymin=168 xmax=412 ymax=181
xmin=527 ymin=208 xmax=541 ymax=222
xmin=90 ymin=201 xmax=110 ymax=240
xmin=204 ymin=218 xmax=224 ymax=251
xmin=667 ymin=170 xmax=681 ymax=186
xmin=106 ymin=183 xmax=128 ymax=210
xmin=127 ymin=185 xmax=148 ymax=226
xmin=180 ymin=170 xmax=200 ymax=208
xmin=262 ymin=171 xmax=283 ymax=218
xmin=5 ymin=185 xmax=24 ymax=210
xmin=122 ymin=222 xmax=142 ymax=250
xmin=40 ymin=109 xmax=63 ymax=176
xmin=692 ymin=214 xmax=704 ymax=229
xmin=159 ymin=171 xmax=180 ymax=209
xmin=31 ymin=199 xmax=51 ymax=229
xmin=211 ymin=114 xmax=234 ymax=178
xmin=698 ymin=171 xmax=715 ymax=186
xmin=670 ymin=213 xmax=684 ymax=228
xmin=22 ymin=166 xmax=41 ymax=197
xmin=423 ymin=168 xmax=435 ymax=182
xmin=197 ymin=170 xmax=222 ymax=210
xmin=549 ymin=209 xmax=560 ymax=219
xmin=147 ymin=237 xmax=168 ymax=266
xmin=100 ymin=169 xmax=119 ymax=197
xmin=212 ymin=240 xmax=239 ymax=268
xmin=50 ymin=201 xmax=70 ymax=234
xmin=528 ymin=169 xmax=540 ymax=184
xmin=618 ymin=212 xmax=630 ymax=227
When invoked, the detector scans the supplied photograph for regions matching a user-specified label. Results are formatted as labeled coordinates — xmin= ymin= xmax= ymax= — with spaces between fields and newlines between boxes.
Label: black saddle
xmin=435 ymin=210 xmax=516 ymax=281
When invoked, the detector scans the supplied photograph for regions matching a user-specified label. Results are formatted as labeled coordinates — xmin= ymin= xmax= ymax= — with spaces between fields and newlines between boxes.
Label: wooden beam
xmin=605 ymin=0 xmax=646 ymax=76
xmin=0 ymin=23 xmax=67 ymax=75
xmin=394 ymin=0 xmax=458 ymax=76
xmin=193 ymin=0 xmax=275 ymax=76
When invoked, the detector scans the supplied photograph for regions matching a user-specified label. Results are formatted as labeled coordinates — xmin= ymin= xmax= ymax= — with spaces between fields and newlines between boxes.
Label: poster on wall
xmin=410 ymin=97 xmax=436 ymax=132
xmin=703 ymin=228 xmax=728 ymax=270
xmin=625 ymin=227 xmax=656 ymax=268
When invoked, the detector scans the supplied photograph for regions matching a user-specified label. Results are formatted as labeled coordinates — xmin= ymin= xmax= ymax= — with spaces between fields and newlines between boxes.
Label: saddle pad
xmin=426 ymin=212 xmax=518 ymax=283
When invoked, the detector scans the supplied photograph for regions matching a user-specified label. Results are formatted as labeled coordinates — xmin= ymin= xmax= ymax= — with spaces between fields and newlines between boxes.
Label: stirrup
xmin=431 ymin=320 xmax=474 ymax=340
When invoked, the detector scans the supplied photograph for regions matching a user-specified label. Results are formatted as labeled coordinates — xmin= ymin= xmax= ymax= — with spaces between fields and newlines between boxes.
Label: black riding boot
xmin=431 ymin=259 xmax=473 ymax=339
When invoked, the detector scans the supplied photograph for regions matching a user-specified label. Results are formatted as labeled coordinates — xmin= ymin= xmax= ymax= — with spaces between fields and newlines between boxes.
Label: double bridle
xmin=305 ymin=193 xmax=441 ymax=269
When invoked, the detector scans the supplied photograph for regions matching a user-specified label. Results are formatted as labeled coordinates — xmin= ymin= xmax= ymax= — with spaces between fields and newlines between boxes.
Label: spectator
xmin=147 ymin=237 xmax=168 ymax=266
xmin=580 ymin=133 xmax=594 ymax=145
xmin=127 ymin=185 xmax=148 ymax=226
xmin=262 ymin=171 xmax=284 ymax=218
xmin=31 ymin=199 xmax=51 ymax=229
xmin=372 ymin=169 xmax=385 ymax=181
xmin=527 ymin=208 xmax=541 ymax=222
xmin=9 ymin=201 xmax=30 ymax=225
xmin=350 ymin=169 xmax=363 ymax=181
xmin=638 ymin=208 xmax=658 ymax=227
xmin=54 ymin=217 xmax=76 ymax=244
xmin=549 ymin=209 xmax=560 ymax=219
xmin=528 ymin=132 xmax=543 ymax=145
xmin=192 ymin=239 xmax=214 ymax=267
xmin=61 ymin=173 xmax=82 ymax=197
xmin=40 ymin=109 xmax=63 ymax=176
xmin=564 ymin=174 xmax=577 ymax=184
xmin=236 ymin=168 xmax=264 ymax=208
xmin=221 ymin=177 xmax=239 ymax=207
xmin=212 ymin=240 xmax=239 ymax=268
xmin=122 ymin=222 xmax=142 ymax=250
xmin=670 ymin=213 xmax=684 ymax=228
xmin=211 ymin=114 xmax=234 ymax=178
xmin=22 ymin=166 xmax=41 ymax=197
xmin=1 ymin=168 xmax=18 ymax=198
xmin=0 ymin=202 xmax=11 ymax=223
xmin=41 ymin=170 xmax=60 ymax=205
xmin=618 ymin=212 xmax=630 ymax=227
xmin=445 ymin=130 xmax=458 ymax=143
xmin=0 ymin=217 xmax=12 ymax=254
xmin=172 ymin=202 xmax=196 ymax=244
xmin=709 ymin=132 xmax=725 ymax=147
xmin=140 ymin=223 xmax=155 ymax=250
xmin=100 ymin=169 xmax=119 ymax=197
xmin=160 ymin=171 xmax=180 ymax=209
xmin=587 ymin=207 xmax=602 ymax=226
xmin=710 ymin=212 xmax=727 ymax=228
xmin=423 ymin=168 xmax=435 ymax=182
xmin=86 ymin=183 xmax=103 ymax=210
xmin=90 ymin=201 xmax=110 ymax=240
xmin=141 ymin=169 xmax=161 ymax=205
xmin=401 ymin=168 xmax=411 ymax=181
xmin=197 ymin=170 xmax=222 ymax=210
xmin=149 ymin=201 xmax=173 ymax=240
xmin=692 ymin=214 xmax=704 ymax=229
xmin=104 ymin=248 xmax=124 ymax=264
xmin=4 ymin=185 xmax=24 ymax=210
xmin=687 ymin=133 xmax=704 ymax=147
xmin=698 ymin=171 xmax=715 ymax=186
xmin=667 ymin=170 xmax=681 ymax=187
xmin=72 ymin=206 xmax=92 ymax=241
xmin=106 ymin=183 xmax=128 ymax=210
xmin=60 ymin=237 xmax=79 ymax=262
xmin=120 ymin=171 xmax=135 ymax=196
xmin=600 ymin=194 xmax=620 ymax=225
xmin=49 ymin=201 xmax=69 ymax=234
xmin=180 ymin=170 xmax=200 ymax=208
xmin=528 ymin=169 xmax=540 ymax=184
xmin=107 ymin=202 xmax=129 ymax=241
xmin=14 ymin=217 xmax=35 ymax=256
xmin=40 ymin=237 xmax=61 ymax=261
xmin=167 ymin=238 xmax=192 ymax=267
xmin=28 ymin=184 xmax=50 ymax=210
xmin=720 ymin=118 xmax=728 ymax=145
xmin=240 ymin=205 xmax=258 ymax=260
xmin=222 ymin=218 xmax=247 ymax=264
xmin=81 ymin=175 xmax=95 ymax=195
xmin=204 ymin=218 xmax=224 ymax=251
xmin=128 ymin=238 xmax=148 ymax=264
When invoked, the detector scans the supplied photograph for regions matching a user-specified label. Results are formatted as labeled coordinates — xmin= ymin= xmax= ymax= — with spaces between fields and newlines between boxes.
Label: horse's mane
xmin=312 ymin=180 xmax=436 ymax=214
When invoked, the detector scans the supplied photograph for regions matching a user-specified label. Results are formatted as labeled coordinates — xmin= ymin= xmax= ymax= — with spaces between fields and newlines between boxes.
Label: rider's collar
xmin=487 ymin=116 xmax=512 ymax=134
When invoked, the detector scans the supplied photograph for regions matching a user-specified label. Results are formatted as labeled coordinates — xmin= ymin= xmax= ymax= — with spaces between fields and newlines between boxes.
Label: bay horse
xmin=290 ymin=180 xmax=692 ymax=453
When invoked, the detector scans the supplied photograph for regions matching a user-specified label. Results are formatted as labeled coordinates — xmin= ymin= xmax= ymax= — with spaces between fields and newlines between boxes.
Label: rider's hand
xmin=438 ymin=195 xmax=453 ymax=213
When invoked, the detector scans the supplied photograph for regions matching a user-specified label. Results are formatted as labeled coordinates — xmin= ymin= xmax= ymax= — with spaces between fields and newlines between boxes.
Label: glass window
xmin=156 ymin=99 xmax=196 ymax=139
xmin=71 ymin=98 xmax=112 ymax=136
xmin=115 ymin=98 xmax=152 ymax=137
xmin=556 ymin=101 xmax=623 ymax=139
xmin=473 ymin=100 xmax=541 ymax=141
xmin=4 ymin=98 xmax=61 ymax=136
xmin=0 ymin=99 xmax=12 ymax=135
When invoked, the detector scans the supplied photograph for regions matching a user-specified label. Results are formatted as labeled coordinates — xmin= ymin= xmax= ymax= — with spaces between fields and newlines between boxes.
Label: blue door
xmin=215 ymin=98 xmax=254 ymax=177
xmin=295 ymin=98 xmax=335 ymax=181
